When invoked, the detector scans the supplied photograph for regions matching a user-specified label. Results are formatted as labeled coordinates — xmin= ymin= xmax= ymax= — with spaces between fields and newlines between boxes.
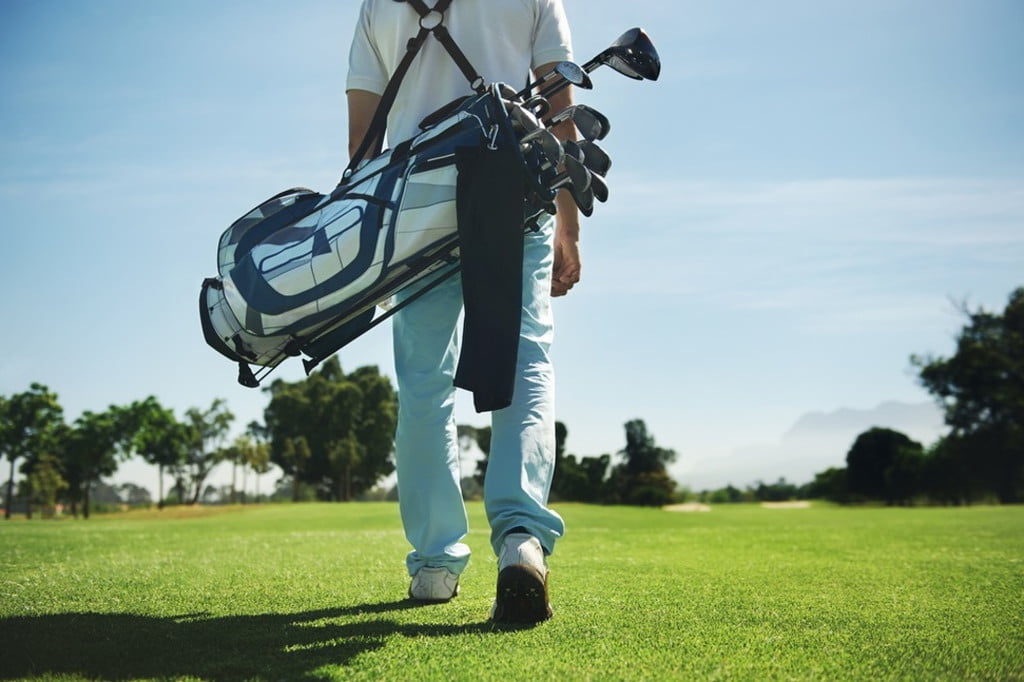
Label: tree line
xmin=804 ymin=287 xmax=1023 ymax=505
xmin=2 ymin=351 xmax=678 ymax=516
xmin=459 ymin=418 xmax=679 ymax=506
xmin=4 ymin=286 xmax=1020 ymax=515
xmin=0 ymin=390 xmax=267 ymax=519
xmin=0 ymin=357 xmax=398 ymax=518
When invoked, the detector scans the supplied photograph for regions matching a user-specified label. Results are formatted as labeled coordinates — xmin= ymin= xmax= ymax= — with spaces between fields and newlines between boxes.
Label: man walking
xmin=346 ymin=0 xmax=580 ymax=623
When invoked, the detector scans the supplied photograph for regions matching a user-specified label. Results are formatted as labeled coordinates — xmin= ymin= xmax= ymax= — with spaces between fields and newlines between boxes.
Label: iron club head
xmin=589 ymin=170 xmax=609 ymax=203
xmin=545 ymin=104 xmax=610 ymax=142
xmin=550 ymin=155 xmax=595 ymax=217
xmin=577 ymin=140 xmax=612 ymax=176
xmin=521 ymin=127 xmax=565 ymax=169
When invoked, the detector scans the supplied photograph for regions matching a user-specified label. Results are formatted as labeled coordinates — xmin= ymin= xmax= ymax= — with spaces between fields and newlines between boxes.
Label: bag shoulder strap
xmin=404 ymin=0 xmax=485 ymax=91
xmin=343 ymin=0 xmax=485 ymax=180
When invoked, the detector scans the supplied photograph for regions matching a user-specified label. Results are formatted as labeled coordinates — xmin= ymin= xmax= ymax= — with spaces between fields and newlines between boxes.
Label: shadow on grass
xmin=0 ymin=599 xmax=535 ymax=680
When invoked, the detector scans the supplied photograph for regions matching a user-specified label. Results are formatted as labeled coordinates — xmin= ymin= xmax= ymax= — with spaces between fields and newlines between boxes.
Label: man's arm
xmin=347 ymin=89 xmax=383 ymax=163
xmin=535 ymin=62 xmax=582 ymax=297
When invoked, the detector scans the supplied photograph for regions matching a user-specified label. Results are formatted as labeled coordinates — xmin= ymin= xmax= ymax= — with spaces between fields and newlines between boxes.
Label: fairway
xmin=1 ymin=503 xmax=1022 ymax=681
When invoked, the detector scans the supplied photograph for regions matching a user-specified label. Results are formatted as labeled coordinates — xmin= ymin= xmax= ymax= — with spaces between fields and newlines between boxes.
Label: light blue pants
xmin=392 ymin=218 xmax=565 ymax=577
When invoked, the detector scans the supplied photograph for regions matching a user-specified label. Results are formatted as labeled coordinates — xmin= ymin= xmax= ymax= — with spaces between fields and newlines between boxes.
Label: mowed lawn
xmin=1 ymin=502 xmax=1021 ymax=681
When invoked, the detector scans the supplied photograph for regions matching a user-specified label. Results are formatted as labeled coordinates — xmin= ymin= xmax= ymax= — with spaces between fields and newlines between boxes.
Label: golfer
xmin=346 ymin=0 xmax=580 ymax=623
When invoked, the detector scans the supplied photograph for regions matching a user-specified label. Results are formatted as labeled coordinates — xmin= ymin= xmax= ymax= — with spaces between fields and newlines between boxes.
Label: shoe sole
xmin=492 ymin=564 xmax=552 ymax=623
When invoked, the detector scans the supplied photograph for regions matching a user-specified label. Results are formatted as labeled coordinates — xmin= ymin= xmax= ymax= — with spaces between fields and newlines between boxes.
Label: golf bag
xmin=199 ymin=3 xmax=659 ymax=388
xmin=200 ymin=86 xmax=546 ymax=387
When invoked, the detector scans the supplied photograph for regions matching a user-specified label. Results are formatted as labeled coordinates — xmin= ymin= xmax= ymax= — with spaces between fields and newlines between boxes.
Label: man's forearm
xmin=536 ymin=65 xmax=581 ymax=238
xmin=347 ymin=89 xmax=383 ymax=162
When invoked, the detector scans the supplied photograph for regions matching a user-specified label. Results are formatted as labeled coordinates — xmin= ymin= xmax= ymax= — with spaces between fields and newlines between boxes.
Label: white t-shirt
xmin=347 ymin=0 xmax=573 ymax=144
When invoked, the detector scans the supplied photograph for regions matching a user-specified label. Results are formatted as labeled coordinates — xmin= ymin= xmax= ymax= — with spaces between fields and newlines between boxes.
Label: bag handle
xmin=343 ymin=0 xmax=485 ymax=181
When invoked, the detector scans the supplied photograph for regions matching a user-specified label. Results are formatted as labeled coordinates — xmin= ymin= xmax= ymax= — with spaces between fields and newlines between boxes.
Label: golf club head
xmin=590 ymin=170 xmax=609 ymax=203
xmin=553 ymin=61 xmax=592 ymax=89
xmin=507 ymin=102 xmax=542 ymax=136
xmin=497 ymin=83 xmax=521 ymax=101
xmin=537 ymin=61 xmax=594 ymax=99
xmin=562 ymin=139 xmax=586 ymax=165
xmin=564 ymin=155 xmax=592 ymax=192
xmin=521 ymin=128 xmax=565 ymax=169
xmin=517 ymin=60 xmax=592 ymax=99
xmin=553 ymin=155 xmax=594 ymax=216
xmin=545 ymin=105 xmax=610 ymax=142
xmin=578 ymin=140 xmax=612 ymax=176
xmin=522 ymin=95 xmax=550 ymax=118
xmin=567 ymin=183 xmax=595 ymax=217
xmin=587 ymin=27 xmax=661 ymax=81
xmin=571 ymin=105 xmax=611 ymax=141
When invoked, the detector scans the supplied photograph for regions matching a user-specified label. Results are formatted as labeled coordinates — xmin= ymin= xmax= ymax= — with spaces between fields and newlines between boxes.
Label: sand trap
xmin=663 ymin=502 xmax=712 ymax=512
xmin=760 ymin=501 xmax=812 ymax=509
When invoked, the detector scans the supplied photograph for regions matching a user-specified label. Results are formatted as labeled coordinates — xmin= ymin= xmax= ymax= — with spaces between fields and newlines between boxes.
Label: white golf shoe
xmin=491 ymin=533 xmax=552 ymax=623
xmin=409 ymin=566 xmax=460 ymax=602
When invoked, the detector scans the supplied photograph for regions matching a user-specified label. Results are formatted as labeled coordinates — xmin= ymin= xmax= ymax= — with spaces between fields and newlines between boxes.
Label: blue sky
xmin=2 ymin=0 xmax=1022 ymax=494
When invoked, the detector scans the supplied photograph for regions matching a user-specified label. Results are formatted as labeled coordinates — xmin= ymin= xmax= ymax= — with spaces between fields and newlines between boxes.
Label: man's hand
xmin=551 ymin=225 xmax=581 ymax=296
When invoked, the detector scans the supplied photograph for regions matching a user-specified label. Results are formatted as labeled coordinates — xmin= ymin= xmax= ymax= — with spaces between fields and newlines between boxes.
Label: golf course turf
xmin=1 ymin=502 xmax=1021 ymax=680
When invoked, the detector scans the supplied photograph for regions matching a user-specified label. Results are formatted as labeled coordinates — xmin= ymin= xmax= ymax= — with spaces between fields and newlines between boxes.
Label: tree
xmin=608 ymin=419 xmax=678 ymax=506
xmin=547 ymin=422 xmax=614 ymax=503
xmin=804 ymin=467 xmax=848 ymax=503
xmin=63 ymin=407 xmax=136 ymax=518
xmin=0 ymin=384 xmax=64 ymax=519
xmin=181 ymin=399 xmax=234 ymax=505
xmin=221 ymin=425 xmax=272 ymax=504
xmin=556 ymin=453 xmax=612 ymax=503
xmin=25 ymin=450 xmax=68 ymax=517
xmin=845 ymin=427 xmax=924 ymax=503
xmin=118 ymin=483 xmax=152 ymax=506
xmin=918 ymin=435 xmax=983 ymax=505
xmin=753 ymin=478 xmax=800 ymax=502
xmin=244 ymin=422 xmax=272 ymax=502
xmin=912 ymin=288 xmax=1024 ymax=503
xmin=281 ymin=437 xmax=312 ymax=502
xmin=130 ymin=397 xmax=188 ymax=509
xmin=458 ymin=424 xmax=493 ymax=487
xmin=263 ymin=358 xmax=396 ymax=501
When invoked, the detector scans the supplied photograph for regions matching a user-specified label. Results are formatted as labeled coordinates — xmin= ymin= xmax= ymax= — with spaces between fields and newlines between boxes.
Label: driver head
xmin=602 ymin=28 xmax=661 ymax=81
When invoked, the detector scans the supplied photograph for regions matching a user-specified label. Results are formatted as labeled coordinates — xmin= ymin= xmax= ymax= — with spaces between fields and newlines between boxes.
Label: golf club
xmin=545 ymin=104 xmax=610 ymax=141
xmin=561 ymin=142 xmax=607 ymax=202
xmin=506 ymin=101 xmax=542 ymax=136
xmin=577 ymin=140 xmax=612 ymax=176
xmin=536 ymin=64 xmax=593 ymax=100
xmin=521 ymin=127 xmax=565 ymax=169
xmin=562 ymin=139 xmax=585 ymax=165
xmin=549 ymin=155 xmax=595 ymax=217
xmin=582 ymin=27 xmax=661 ymax=81
xmin=516 ymin=60 xmax=592 ymax=100
xmin=521 ymin=94 xmax=550 ymax=118
xmin=540 ymin=27 xmax=661 ymax=100
xmin=589 ymin=170 xmax=609 ymax=203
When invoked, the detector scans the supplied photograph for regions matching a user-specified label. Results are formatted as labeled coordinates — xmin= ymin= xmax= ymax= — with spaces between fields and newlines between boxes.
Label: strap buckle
xmin=419 ymin=10 xmax=444 ymax=30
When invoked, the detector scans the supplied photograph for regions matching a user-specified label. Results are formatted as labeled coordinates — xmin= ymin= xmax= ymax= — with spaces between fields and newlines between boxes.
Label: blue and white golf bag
xmin=200 ymin=87 xmax=555 ymax=387
xmin=199 ymin=1 xmax=652 ymax=389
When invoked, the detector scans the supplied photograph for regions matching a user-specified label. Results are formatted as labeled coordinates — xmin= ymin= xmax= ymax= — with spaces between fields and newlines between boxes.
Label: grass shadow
xmin=0 ymin=599 xmax=531 ymax=681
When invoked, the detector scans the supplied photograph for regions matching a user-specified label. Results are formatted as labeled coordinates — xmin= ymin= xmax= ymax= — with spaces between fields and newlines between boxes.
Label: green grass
xmin=1 ymin=502 xmax=1022 ymax=681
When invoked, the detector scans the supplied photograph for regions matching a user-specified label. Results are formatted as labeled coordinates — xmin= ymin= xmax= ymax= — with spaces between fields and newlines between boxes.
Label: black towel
xmin=452 ymin=143 xmax=526 ymax=412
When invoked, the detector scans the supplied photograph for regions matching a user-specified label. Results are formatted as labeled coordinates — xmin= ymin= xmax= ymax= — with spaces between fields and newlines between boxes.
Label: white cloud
xmin=583 ymin=176 xmax=1024 ymax=333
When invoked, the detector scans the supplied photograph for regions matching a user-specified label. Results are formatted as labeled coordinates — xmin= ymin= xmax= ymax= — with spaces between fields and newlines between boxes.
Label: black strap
xmin=405 ymin=0 xmax=485 ymax=91
xmin=343 ymin=0 xmax=484 ymax=180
